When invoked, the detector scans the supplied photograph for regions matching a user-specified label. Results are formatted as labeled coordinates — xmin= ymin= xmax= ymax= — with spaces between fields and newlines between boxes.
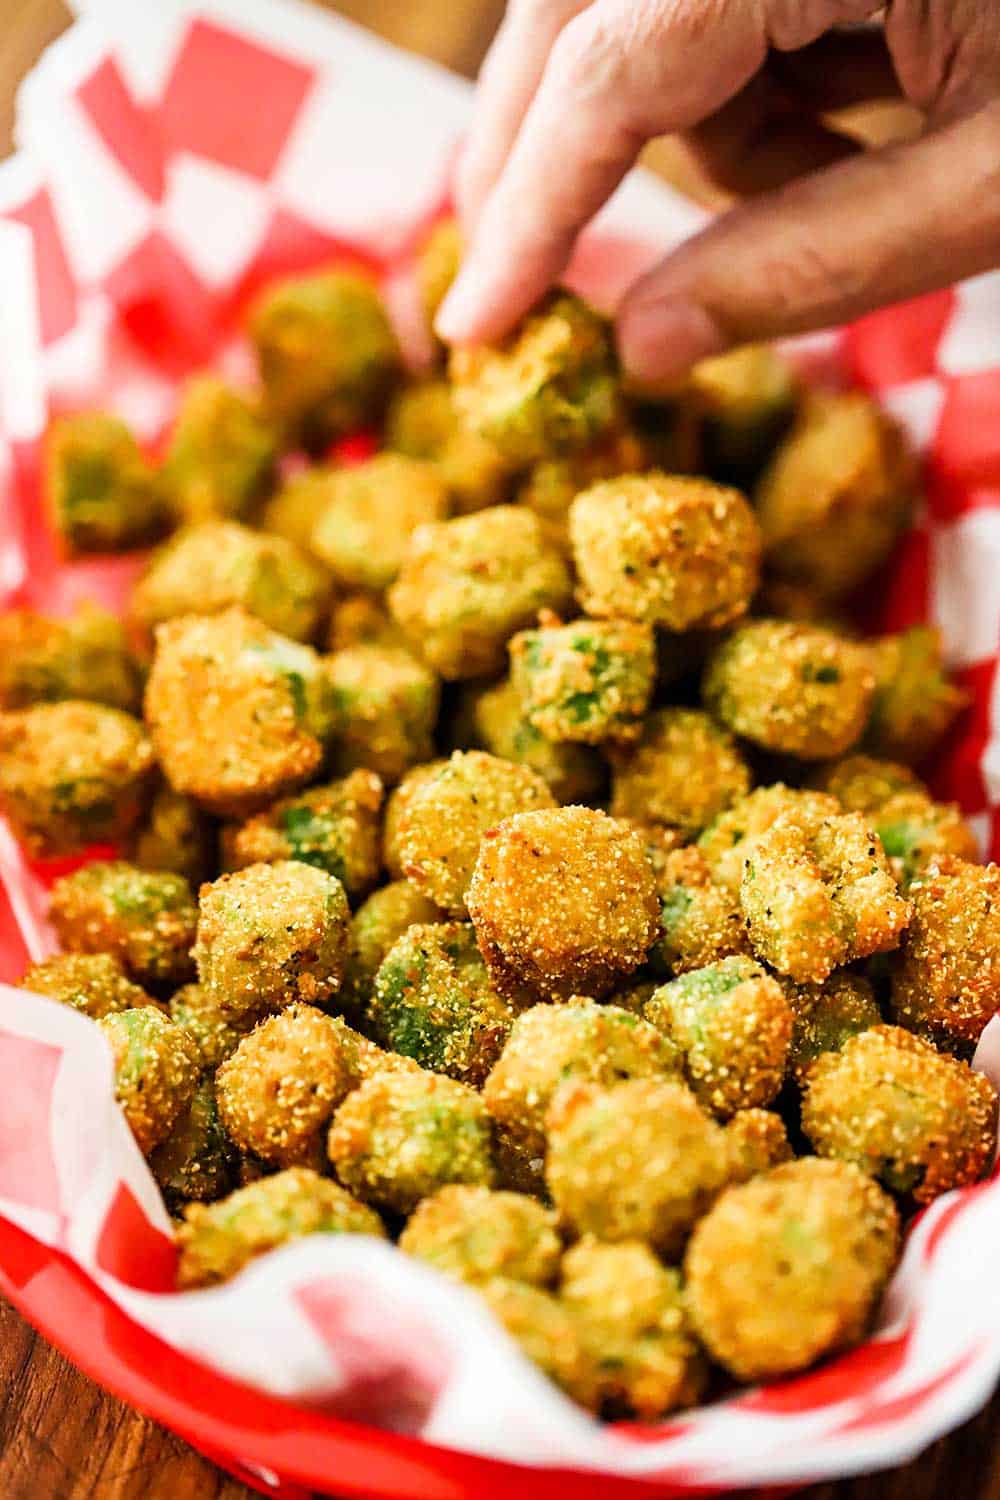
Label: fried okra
xmin=687 ymin=344 xmax=797 ymax=484
xmin=784 ymin=972 xmax=882 ymax=1083
xmin=417 ymin=218 xmax=462 ymax=331
xmin=561 ymin=1237 xmax=706 ymax=1419
xmin=468 ymin=807 xmax=661 ymax=1001
xmin=99 ymin=1007 xmax=200 ymax=1155
xmin=813 ymin=753 xmax=923 ymax=813
xmin=328 ymin=1070 xmax=495 ymax=1214
xmin=342 ymin=880 xmax=444 ymax=1017
xmin=50 ymin=862 xmax=197 ymax=988
xmin=150 ymin=1076 xmax=237 ymax=1208
xmin=698 ymin=784 xmax=841 ymax=895
xmin=224 ymin=771 xmax=383 ymax=902
xmin=311 ymin=454 xmax=449 ymax=591
xmin=685 ymin=1158 xmax=899 ymax=1380
xmin=741 ymin=812 xmax=910 ymax=983
xmin=145 ymin=608 xmax=334 ymax=818
xmin=470 ymin=677 xmax=605 ymax=805
xmin=46 ymin=412 xmax=169 ymax=555
xmin=865 ymin=626 xmax=968 ymax=764
xmin=483 ymin=999 xmax=681 ymax=1169
xmin=326 ymin=592 xmax=411 ymax=653
xmin=476 ymin=1278 xmax=599 ymax=1409
xmin=389 ymin=506 xmax=572 ymax=680
xmin=130 ymin=782 xmax=216 ymax=888
xmin=801 ymin=1026 xmax=998 ymax=1202
xmin=756 ymin=391 xmax=915 ymax=601
xmin=651 ymin=845 xmax=750 ymax=975
xmin=704 ymin=620 xmax=875 ymax=759
xmin=327 ymin=645 xmax=439 ymax=784
xmin=131 ymin=521 xmax=329 ymax=643
xmin=386 ymin=381 xmax=512 ymax=516
xmin=194 ymin=861 xmax=350 ymax=1020
xmin=395 ymin=750 xmax=555 ymax=915
xmin=872 ymin=792 xmax=979 ymax=889
xmin=609 ymin=708 xmax=751 ymax=836
xmin=889 ymin=858 xmax=1000 ymax=1045
xmin=515 ymin=426 xmax=647 ymax=553
xmin=450 ymin=293 xmax=620 ymax=466
xmin=176 ymin=1166 xmax=385 ymax=1289
xmin=724 ymin=1108 xmax=793 ymax=1183
xmin=400 ymin=1184 xmax=561 ymax=1287
xmin=22 ymin=951 xmax=156 ymax=1020
xmin=371 ymin=921 xmax=517 ymax=1085
xmin=0 ymin=701 xmax=154 ymax=856
xmin=162 ymin=377 xmax=277 ymax=523
xmin=0 ymin=605 xmax=142 ymax=713
xmin=260 ymin=467 xmax=338 ymax=552
xmin=546 ymin=1078 xmax=730 ymax=1258
xmin=570 ymin=472 xmax=760 ymax=631
xmin=216 ymin=1004 xmax=358 ymax=1168
xmin=509 ymin=616 xmax=656 ymax=744
xmin=250 ymin=270 xmax=400 ymax=448
xmin=169 ymin=983 xmax=255 ymax=1071
xmin=644 ymin=958 xmax=792 ymax=1117
xmin=382 ymin=761 xmax=446 ymax=878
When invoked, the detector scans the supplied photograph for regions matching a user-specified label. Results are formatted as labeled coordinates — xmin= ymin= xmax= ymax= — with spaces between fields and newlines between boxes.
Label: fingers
xmin=617 ymin=99 xmax=1000 ymax=384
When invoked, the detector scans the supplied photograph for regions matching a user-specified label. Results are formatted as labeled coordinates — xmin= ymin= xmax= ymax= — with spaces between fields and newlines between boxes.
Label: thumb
xmin=617 ymin=100 xmax=1000 ymax=384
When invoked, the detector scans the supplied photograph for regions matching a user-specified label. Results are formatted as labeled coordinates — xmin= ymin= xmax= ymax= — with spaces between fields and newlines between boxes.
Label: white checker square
xmin=931 ymin=508 xmax=1000 ymax=669
xmin=880 ymin=377 xmax=947 ymax=450
xmin=937 ymin=271 xmax=1000 ymax=376
xmin=161 ymin=153 xmax=271 ymax=287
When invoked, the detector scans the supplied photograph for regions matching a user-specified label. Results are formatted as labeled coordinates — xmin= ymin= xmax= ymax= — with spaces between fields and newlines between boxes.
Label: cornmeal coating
xmin=382 ymin=762 xmax=447 ymax=878
xmin=342 ymin=880 xmax=445 ymax=1017
xmin=327 ymin=645 xmax=440 ymax=785
xmin=515 ymin=426 xmax=647 ymax=553
xmin=685 ymin=1158 xmax=899 ymax=1380
xmin=389 ymin=506 xmax=572 ymax=680
xmin=812 ymin=754 xmax=924 ymax=814
xmin=570 ymin=472 xmax=760 ymax=630
xmin=469 ymin=677 xmax=605 ymax=804
xmin=22 ymin=952 xmax=156 ymax=1020
xmin=801 ymin=1025 xmax=998 ymax=1202
xmin=468 ymin=807 xmax=661 ymax=1001
xmin=417 ymin=218 xmax=462 ymax=331
xmin=131 ymin=782 xmax=217 ymax=887
xmin=651 ymin=844 xmax=751 ymax=975
xmin=0 ymin=605 xmax=142 ymax=713
xmin=169 ymin=983 xmax=256 ymax=1071
xmin=386 ymin=380 xmax=512 ymax=516
xmin=150 ymin=1076 xmax=237 ymax=1209
xmin=872 ymin=792 xmax=979 ymax=889
xmin=46 ymin=412 xmax=169 ymax=555
xmin=864 ymin=626 xmax=968 ymax=765
xmin=610 ymin=708 xmax=751 ymax=836
xmin=399 ymin=1184 xmax=561 ymax=1287
xmin=704 ymin=620 xmax=875 ymax=759
xmin=509 ymin=615 xmax=656 ymax=744
xmin=698 ymin=784 xmax=841 ymax=895
xmin=396 ymin=749 xmax=555 ymax=914
xmin=783 ymin=972 xmax=882 ymax=1083
xmin=476 ymin=1277 xmax=599 ymax=1409
xmin=162 ymin=377 xmax=277 ymax=524
xmin=688 ymin=343 xmax=797 ymax=484
xmin=0 ymin=701 xmax=154 ymax=856
xmin=260 ymin=467 xmax=338 ymax=553
xmin=176 ymin=1167 xmax=385 ymax=1289
xmin=99 ymin=1006 xmax=200 ymax=1155
xmin=311 ymin=454 xmax=449 ymax=591
xmin=326 ymin=592 xmax=411 ymax=653
xmin=741 ymin=812 xmax=910 ymax=983
xmin=724 ymin=1108 xmax=793 ymax=1183
xmin=50 ymin=862 xmax=197 ymax=989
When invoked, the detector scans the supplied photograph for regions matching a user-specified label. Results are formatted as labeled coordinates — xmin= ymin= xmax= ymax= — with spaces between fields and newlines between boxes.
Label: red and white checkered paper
xmin=2 ymin=0 xmax=1000 ymax=1490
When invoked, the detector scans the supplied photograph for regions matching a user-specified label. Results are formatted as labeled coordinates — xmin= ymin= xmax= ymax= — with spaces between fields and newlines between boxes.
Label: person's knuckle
xmin=547 ymin=8 xmax=630 ymax=100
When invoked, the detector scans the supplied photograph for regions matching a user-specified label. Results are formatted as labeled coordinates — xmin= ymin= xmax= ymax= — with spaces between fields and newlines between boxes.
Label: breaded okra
xmin=509 ymin=615 xmax=656 ymax=744
xmin=0 ymin=605 xmax=142 ymax=713
xmin=46 ymin=412 xmax=169 ymax=555
xmin=99 ymin=1006 xmax=200 ymax=1155
xmin=326 ymin=645 xmax=440 ymax=785
xmin=162 ymin=377 xmax=277 ymax=524
xmin=399 ymin=1184 xmax=561 ymax=1287
xmin=50 ymin=862 xmax=198 ymax=989
xmin=311 ymin=454 xmax=449 ymax=591
xmin=609 ymin=707 xmax=751 ymax=836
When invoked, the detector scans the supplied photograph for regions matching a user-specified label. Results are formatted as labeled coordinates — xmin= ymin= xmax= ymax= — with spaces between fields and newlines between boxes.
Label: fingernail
xmin=618 ymin=298 xmax=728 ymax=384
xmin=435 ymin=263 xmax=483 ymax=343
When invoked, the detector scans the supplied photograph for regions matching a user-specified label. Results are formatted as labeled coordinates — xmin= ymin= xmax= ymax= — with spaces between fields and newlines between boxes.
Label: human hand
xmin=436 ymin=0 xmax=1000 ymax=383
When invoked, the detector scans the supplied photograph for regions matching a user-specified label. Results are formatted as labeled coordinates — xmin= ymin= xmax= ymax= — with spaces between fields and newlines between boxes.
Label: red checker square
xmin=844 ymin=289 xmax=956 ymax=390
xmin=930 ymin=371 xmax=1000 ymax=497
xmin=0 ymin=1030 xmax=63 ymax=1213
xmin=104 ymin=230 xmax=220 ymax=373
xmin=6 ymin=189 xmax=78 ymax=345
xmin=854 ymin=524 xmax=931 ymax=637
xmin=735 ymin=1333 xmax=911 ymax=1415
xmin=96 ymin=1180 xmax=178 ymax=1290
xmin=158 ymin=19 xmax=316 ymax=180
xmin=228 ymin=206 xmax=384 ymax=321
xmin=77 ymin=58 xmax=165 ymax=202
xmin=926 ymin=656 xmax=996 ymax=814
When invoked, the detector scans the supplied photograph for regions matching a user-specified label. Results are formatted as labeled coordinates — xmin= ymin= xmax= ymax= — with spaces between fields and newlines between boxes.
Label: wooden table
xmin=2 ymin=3 xmax=998 ymax=1497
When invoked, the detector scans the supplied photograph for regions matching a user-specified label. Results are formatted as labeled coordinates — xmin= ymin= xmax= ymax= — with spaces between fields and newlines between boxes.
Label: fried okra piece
xmin=698 ymin=784 xmax=841 ymax=895
xmin=477 ymin=1278 xmax=599 ymax=1409
xmin=311 ymin=454 xmax=449 ymax=591
xmin=813 ymin=753 xmax=924 ymax=813
xmin=168 ymin=983 xmax=255 ymax=1071
xmin=468 ymin=807 xmax=661 ymax=1001
xmin=22 ymin=952 xmax=157 ymax=1020
xmin=131 ymin=521 xmax=330 ymax=643
xmin=724 ymin=1108 xmax=793 ymax=1184
xmin=684 ymin=1158 xmax=899 ymax=1381
xmin=46 ymin=412 xmax=169 ymax=555
xmin=651 ymin=845 xmax=751 ymax=975
xmin=516 ymin=426 xmax=648 ymax=553
xmin=889 ymin=858 xmax=1000 ymax=1045
xmin=783 ymin=972 xmax=882 ymax=1083
xmin=145 ymin=608 xmax=335 ymax=818
xmin=802 ymin=1026 xmax=998 ymax=1203
xmin=644 ymin=957 xmax=793 ymax=1117
xmin=50 ymin=862 xmax=197 ymax=988
xmin=865 ymin=626 xmax=968 ymax=765
xmin=216 ymin=1004 xmax=358 ymax=1168
xmin=687 ymin=343 xmax=797 ymax=484
xmin=389 ymin=506 xmax=572 ymax=680
xmin=382 ymin=761 xmax=446 ymax=878
xmin=259 ymin=467 xmax=338 ymax=552
xmin=509 ymin=616 xmax=656 ymax=744
xmin=130 ymin=782 xmax=216 ymax=888
xmin=176 ymin=1166 xmax=385 ymax=1288
xmin=756 ymin=391 xmax=915 ymax=601
xmin=326 ymin=592 xmax=411 ymax=653
xmin=327 ymin=645 xmax=439 ymax=785
xmin=470 ymin=678 xmax=605 ymax=805
xmin=342 ymin=880 xmax=444 ymax=1017
xmin=195 ymin=861 xmax=350 ymax=1020
xmin=0 ymin=702 xmax=154 ymax=856
xmin=561 ymin=1237 xmax=707 ymax=1419
xmin=150 ymin=1076 xmax=237 ymax=1208
xmin=400 ymin=1184 xmax=561 ymax=1287
xmin=370 ymin=921 xmax=517 ymax=1086
xmin=386 ymin=381 xmax=512 ymax=516
xmin=570 ymin=472 xmax=761 ymax=630
xmin=224 ymin=771 xmax=383 ymax=902
xmin=395 ymin=750 xmax=555 ymax=915
xmin=0 ymin=605 xmax=142 ymax=713
xmin=741 ymin=812 xmax=911 ymax=983
xmin=417 ymin=218 xmax=462 ymax=331
xmin=609 ymin=708 xmax=751 ymax=836
xmin=704 ymin=620 xmax=875 ymax=759
xmin=162 ymin=377 xmax=277 ymax=523
xmin=872 ymin=792 xmax=979 ymax=890
xmin=450 ymin=293 xmax=620 ymax=465
xmin=328 ymin=1070 xmax=495 ymax=1214
xmin=546 ymin=1078 xmax=730 ymax=1257
xmin=250 ymin=270 xmax=400 ymax=448
xmin=99 ymin=1007 xmax=200 ymax=1155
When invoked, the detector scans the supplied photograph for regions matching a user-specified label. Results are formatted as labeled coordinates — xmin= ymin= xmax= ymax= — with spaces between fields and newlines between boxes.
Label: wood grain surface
xmin=1 ymin=3 xmax=998 ymax=1497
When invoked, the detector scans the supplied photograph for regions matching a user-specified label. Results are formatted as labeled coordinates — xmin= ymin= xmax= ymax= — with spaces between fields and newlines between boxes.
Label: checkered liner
xmin=1 ymin=0 xmax=999 ymax=1490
